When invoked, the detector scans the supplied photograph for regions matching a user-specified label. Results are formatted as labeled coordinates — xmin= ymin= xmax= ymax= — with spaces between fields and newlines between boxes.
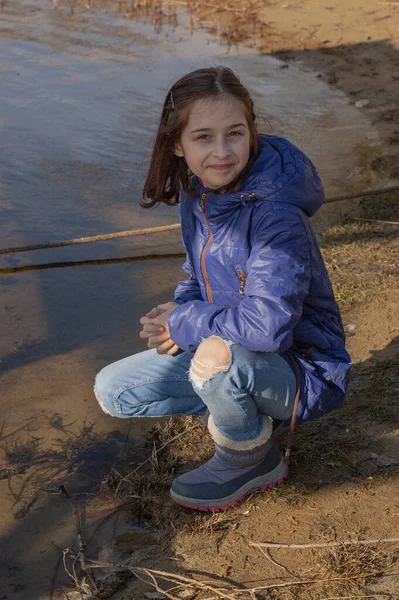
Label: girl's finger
xmin=157 ymin=302 xmax=177 ymax=312
xmin=142 ymin=323 xmax=164 ymax=333
xmin=146 ymin=307 xmax=165 ymax=318
xmin=140 ymin=328 xmax=164 ymax=340
xmin=141 ymin=316 xmax=161 ymax=326
xmin=166 ymin=344 xmax=180 ymax=355
xmin=155 ymin=339 xmax=176 ymax=354
xmin=147 ymin=332 xmax=171 ymax=348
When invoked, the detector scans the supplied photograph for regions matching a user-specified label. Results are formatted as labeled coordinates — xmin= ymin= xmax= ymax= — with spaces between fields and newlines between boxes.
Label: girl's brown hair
xmin=142 ymin=66 xmax=258 ymax=208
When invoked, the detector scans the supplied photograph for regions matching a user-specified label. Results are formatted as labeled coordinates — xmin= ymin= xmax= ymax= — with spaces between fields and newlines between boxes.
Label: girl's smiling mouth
xmin=208 ymin=163 xmax=235 ymax=171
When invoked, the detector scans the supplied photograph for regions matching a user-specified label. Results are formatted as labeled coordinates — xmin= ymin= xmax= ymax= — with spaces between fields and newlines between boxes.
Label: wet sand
xmin=0 ymin=1 xmax=398 ymax=599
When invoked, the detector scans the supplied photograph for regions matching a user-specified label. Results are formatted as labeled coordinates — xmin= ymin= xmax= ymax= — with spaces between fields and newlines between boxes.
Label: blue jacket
xmin=168 ymin=135 xmax=351 ymax=423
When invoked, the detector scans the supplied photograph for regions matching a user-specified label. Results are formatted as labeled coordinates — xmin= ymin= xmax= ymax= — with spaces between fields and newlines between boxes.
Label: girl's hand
xmin=140 ymin=302 xmax=178 ymax=336
xmin=139 ymin=305 xmax=165 ymax=340
xmin=139 ymin=302 xmax=179 ymax=354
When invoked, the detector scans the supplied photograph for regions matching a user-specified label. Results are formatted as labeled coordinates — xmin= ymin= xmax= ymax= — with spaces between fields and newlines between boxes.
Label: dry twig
xmin=134 ymin=568 xmax=181 ymax=600
xmin=316 ymin=595 xmax=393 ymax=599
xmin=256 ymin=545 xmax=298 ymax=577
xmin=135 ymin=568 xmax=238 ymax=599
xmin=350 ymin=217 xmax=399 ymax=225
xmin=59 ymin=485 xmax=99 ymax=595
xmin=249 ymin=566 xmax=398 ymax=592
xmin=84 ymin=563 xmax=398 ymax=598
xmin=251 ymin=537 xmax=399 ymax=550
xmin=0 ymin=223 xmax=181 ymax=255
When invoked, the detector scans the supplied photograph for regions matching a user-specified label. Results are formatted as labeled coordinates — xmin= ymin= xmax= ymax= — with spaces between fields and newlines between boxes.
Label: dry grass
xmin=98 ymin=416 xmax=214 ymax=527
xmin=297 ymin=543 xmax=399 ymax=600
xmin=47 ymin=0 xmax=287 ymax=53
xmin=321 ymin=191 xmax=399 ymax=311
xmin=320 ymin=543 xmax=396 ymax=579
xmin=149 ymin=415 xmax=213 ymax=466
xmin=283 ymin=350 xmax=399 ymax=497
xmin=4 ymin=437 xmax=42 ymax=466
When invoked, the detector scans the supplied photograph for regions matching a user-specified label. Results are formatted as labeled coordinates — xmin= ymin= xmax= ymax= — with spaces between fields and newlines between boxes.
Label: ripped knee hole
xmin=189 ymin=336 xmax=232 ymax=387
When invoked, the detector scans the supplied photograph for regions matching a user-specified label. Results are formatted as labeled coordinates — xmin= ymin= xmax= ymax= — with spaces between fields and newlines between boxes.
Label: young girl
xmin=94 ymin=66 xmax=351 ymax=512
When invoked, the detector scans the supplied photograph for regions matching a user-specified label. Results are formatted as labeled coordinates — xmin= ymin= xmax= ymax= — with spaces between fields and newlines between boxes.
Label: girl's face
xmin=174 ymin=94 xmax=251 ymax=191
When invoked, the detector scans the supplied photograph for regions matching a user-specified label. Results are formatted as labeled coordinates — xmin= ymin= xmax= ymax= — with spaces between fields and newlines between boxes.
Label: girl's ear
xmin=174 ymin=142 xmax=184 ymax=157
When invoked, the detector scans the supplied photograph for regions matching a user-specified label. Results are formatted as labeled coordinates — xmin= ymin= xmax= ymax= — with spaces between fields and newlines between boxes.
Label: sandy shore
xmin=256 ymin=0 xmax=399 ymax=161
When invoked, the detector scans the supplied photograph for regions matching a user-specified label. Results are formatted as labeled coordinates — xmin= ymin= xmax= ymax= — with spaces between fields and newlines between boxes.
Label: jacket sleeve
xmin=168 ymin=208 xmax=311 ymax=353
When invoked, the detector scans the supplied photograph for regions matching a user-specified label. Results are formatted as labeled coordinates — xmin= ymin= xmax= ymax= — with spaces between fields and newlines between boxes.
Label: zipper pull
xmin=237 ymin=271 xmax=246 ymax=295
xmin=200 ymin=192 xmax=207 ymax=213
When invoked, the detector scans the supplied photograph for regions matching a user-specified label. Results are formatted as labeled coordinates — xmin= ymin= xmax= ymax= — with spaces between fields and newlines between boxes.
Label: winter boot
xmin=170 ymin=414 xmax=288 ymax=511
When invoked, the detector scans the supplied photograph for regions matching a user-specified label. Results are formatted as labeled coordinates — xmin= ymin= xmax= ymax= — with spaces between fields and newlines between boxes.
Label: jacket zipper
xmin=199 ymin=192 xmax=213 ymax=302
xmin=237 ymin=271 xmax=246 ymax=295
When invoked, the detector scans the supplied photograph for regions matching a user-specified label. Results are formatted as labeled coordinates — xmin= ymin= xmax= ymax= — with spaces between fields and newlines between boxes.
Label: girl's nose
xmin=213 ymin=138 xmax=231 ymax=159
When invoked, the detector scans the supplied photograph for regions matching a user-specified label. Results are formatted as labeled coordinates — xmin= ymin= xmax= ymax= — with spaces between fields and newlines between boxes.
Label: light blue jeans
xmin=94 ymin=344 xmax=297 ymax=442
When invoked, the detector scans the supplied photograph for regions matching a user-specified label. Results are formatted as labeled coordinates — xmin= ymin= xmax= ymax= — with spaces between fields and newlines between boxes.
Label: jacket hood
xmin=191 ymin=134 xmax=324 ymax=218
xmin=244 ymin=135 xmax=324 ymax=217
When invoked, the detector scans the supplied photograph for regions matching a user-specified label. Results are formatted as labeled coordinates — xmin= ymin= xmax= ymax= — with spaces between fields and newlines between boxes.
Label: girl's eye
xmin=195 ymin=131 xmax=244 ymax=140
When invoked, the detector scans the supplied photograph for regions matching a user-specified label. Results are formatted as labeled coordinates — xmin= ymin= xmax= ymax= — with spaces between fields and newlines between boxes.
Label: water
xmin=1 ymin=0 xmax=383 ymax=254
xmin=0 ymin=1 xmax=387 ymax=598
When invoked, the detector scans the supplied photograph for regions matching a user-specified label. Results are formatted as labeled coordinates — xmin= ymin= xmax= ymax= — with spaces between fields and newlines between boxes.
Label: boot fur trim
xmin=208 ymin=414 xmax=272 ymax=452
